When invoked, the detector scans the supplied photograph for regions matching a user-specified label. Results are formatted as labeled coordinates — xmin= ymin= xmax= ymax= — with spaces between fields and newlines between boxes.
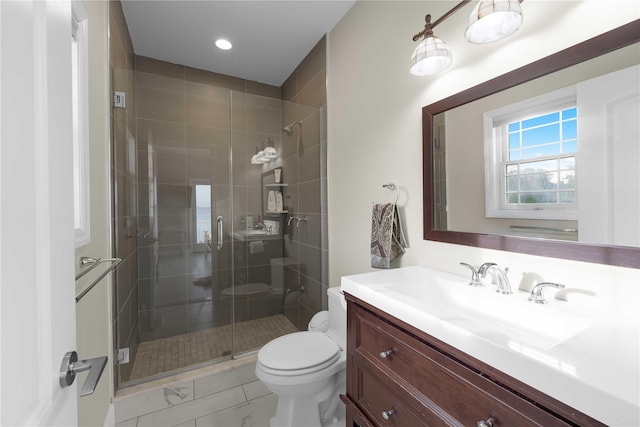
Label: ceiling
xmin=121 ymin=0 xmax=356 ymax=87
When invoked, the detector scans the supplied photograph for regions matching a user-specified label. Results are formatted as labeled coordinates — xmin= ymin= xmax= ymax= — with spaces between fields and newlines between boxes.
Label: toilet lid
xmin=258 ymin=332 xmax=340 ymax=373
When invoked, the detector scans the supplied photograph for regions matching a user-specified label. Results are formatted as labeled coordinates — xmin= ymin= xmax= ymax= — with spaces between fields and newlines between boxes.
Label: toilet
xmin=255 ymin=287 xmax=347 ymax=427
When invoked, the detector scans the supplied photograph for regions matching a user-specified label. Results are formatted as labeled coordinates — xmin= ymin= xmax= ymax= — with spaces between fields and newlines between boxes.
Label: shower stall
xmin=112 ymin=62 xmax=328 ymax=386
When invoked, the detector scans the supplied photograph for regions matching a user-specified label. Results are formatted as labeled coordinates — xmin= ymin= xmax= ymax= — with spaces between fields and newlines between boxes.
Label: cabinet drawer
xmin=356 ymin=362 xmax=431 ymax=427
xmin=354 ymin=305 xmax=571 ymax=427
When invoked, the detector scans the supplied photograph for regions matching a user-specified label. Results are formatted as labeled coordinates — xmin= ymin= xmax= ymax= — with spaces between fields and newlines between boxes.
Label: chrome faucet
xmin=487 ymin=265 xmax=512 ymax=294
xmin=478 ymin=262 xmax=497 ymax=278
xmin=254 ymin=217 xmax=267 ymax=232
xmin=529 ymin=282 xmax=565 ymax=304
xmin=460 ymin=262 xmax=497 ymax=287
xmin=460 ymin=262 xmax=482 ymax=286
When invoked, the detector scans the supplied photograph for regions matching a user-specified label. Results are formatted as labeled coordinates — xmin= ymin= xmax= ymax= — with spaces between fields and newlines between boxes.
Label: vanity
xmin=339 ymin=266 xmax=639 ymax=427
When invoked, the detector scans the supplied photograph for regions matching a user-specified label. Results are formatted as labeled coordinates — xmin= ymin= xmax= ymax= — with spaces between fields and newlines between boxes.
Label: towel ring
xmin=382 ymin=183 xmax=399 ymax=204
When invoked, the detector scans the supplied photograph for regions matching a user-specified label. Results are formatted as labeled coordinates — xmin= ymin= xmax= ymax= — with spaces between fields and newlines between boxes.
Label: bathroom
xmin=0 ymin=1 xmax=638 ymax=426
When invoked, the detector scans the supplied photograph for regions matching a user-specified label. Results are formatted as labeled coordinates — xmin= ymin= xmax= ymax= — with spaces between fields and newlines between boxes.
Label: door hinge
xmin=113 ymin=91 xmax=126 ymax=109
xmin=117 ymin=347 xmax=130 ymax=365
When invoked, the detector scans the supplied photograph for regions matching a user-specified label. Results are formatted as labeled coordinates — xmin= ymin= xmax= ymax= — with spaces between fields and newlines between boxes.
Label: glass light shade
xmin=465 ymin=0 xmax=523 ymax=44
xmin=262 ymin=146 xmax=277 ymax=159
xmin=410 ymin=36 xmax=453 ymax=76
xmin=251 ymin=147 xmax=267 ymax=164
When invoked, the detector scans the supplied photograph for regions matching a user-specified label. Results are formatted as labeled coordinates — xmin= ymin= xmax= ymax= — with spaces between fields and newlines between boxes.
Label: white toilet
xmin=255 ymin=287 xmax=346 ymax=427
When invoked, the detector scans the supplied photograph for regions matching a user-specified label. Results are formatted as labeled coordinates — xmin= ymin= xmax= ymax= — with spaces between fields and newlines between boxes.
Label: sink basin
xmin=342 ymin=266 xmax=595 ymax=350
xmin=244 ymin=230 xmax=270 ymax=236
xmin=232 ymin=229 xmax=275 ymax=241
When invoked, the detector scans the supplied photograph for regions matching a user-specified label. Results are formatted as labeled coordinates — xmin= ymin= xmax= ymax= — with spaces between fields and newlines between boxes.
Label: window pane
xmin=560 ymin=191 xmax=575 ymax=204
xmin=506 ymin=175 xmax=519 ymax=192
xmin=507 ymin=193 xmax=519 ymax=204
xmin=522 ymin=112 xmax=559 ymax=129
xmin=522 ymin=123 xmax=560 ymax=146
xmin=559 ymin=157 xmax=575 ymax=170
xmin=509 ymin=149 xmax=521 ymax=160
xmin=520 ymin=172 xmax=558 ymax=191
xmin=195 ymin=185 xmax=211 ymax=244
xmin=563 ymin=140 xmax=578 ymax=153
xmin=521 ymin=144 xmax=560 ymax=159
xmin=559 ymin=170 xmax=575 ymax=189
xmin=563 ymin=119 xmax=577 ymax=139
xmin=520 ymin=192 xmax=558 ymax=204
xmin=509 ymin=133 xmax=520 ymax=149
xmin=520 ymin=159 xmax=557 ymax=173
xmin=562 ymin=107 xmax=577 ymax=119
xmin=506 ymin=164 xmax=518 ymax=175
xmin=508 ymin=122 xmax=520 ymax=132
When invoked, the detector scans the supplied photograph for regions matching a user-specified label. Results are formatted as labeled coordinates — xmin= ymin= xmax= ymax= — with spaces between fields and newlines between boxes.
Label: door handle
xmin=216 ymin=215 xmax=224 ymax=250
xmin=59 ymin=351 xmax=108 ymax=397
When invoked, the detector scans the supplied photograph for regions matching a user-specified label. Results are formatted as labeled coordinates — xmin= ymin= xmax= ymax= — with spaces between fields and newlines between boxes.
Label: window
xmin=72 ymin=2 xmax=90 ymax=246
xmin=484 ymin=87 xmax=578 ymax=220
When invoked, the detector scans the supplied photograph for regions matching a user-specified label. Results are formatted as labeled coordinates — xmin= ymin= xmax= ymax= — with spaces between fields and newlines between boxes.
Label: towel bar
xmin=75 ymin=256 xmax=121 ymax=303
xmin=382 ymin=183 xmax=399 ymax=204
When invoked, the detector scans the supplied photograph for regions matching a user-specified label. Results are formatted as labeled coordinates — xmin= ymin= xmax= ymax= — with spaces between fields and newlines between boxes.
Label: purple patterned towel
xmin=371 ymin=203 xmax=408 ymax=269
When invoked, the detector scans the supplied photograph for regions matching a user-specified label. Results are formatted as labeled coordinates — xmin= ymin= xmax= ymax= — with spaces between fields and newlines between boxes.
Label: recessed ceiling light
xmin=215 ymin=38 xmax=232 ymax=50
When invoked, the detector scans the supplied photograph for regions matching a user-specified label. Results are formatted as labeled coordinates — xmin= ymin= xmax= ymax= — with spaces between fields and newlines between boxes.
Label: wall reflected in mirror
xmin=433 ymin=42 xmax=639 ymax=248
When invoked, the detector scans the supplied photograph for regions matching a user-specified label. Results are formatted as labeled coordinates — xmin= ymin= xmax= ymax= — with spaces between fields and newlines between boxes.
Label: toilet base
xmin=262 ymin=369 xmax=345 ymax=427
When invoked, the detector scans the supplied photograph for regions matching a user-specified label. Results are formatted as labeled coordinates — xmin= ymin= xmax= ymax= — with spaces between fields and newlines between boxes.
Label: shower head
xmin=283 ymin=121 xmax=302 ymax=136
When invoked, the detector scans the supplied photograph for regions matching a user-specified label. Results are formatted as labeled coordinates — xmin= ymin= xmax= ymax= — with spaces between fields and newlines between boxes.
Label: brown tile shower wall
xmin=110 ymin=0 xmax=327 ymax=382
xmin=133 ymin=56 xmax=284 ymax=346
xmin=109 ymin=0 xmax=139 ymax=388
xmin=280 ymin=37 xmax=329 ymax=329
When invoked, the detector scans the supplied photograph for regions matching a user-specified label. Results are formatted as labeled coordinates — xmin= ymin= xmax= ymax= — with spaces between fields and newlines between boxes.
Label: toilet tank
xmin=327 ymin=287 xmax=346 ymax=348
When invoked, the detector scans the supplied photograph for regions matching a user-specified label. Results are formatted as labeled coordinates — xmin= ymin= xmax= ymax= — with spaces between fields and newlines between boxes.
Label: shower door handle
xmin=216 ymin=216 xmax=224 ymax=250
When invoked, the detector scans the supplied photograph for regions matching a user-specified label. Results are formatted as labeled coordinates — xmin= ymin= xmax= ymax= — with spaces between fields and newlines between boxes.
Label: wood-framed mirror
xmin=422 ymin=19 xmax=640 ymax=269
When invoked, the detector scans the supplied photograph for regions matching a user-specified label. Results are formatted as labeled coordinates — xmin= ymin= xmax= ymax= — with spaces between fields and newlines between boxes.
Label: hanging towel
xmin=371 ymin=203 xmax=408 ymax=269
xmin=267 ymin=191 xmax=277 ymax=211
xmin=249 ymin=240 xmax=264 ymax=255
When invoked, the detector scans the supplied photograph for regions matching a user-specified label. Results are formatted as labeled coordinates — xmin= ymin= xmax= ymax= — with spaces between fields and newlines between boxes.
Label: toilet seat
xmin=258 ymin=332 xmax=341 ymax=376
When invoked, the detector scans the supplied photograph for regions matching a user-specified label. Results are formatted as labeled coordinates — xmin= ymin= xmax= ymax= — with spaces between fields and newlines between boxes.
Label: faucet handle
xmin=460 ymin=262 xmax=482 ymax=286
xmin=529 ymin=282 xmax=565 ymax=304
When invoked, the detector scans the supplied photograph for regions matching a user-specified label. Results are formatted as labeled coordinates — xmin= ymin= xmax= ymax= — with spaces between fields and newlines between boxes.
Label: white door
xmin=0 ymin=1 xmax=78 ymax=425
xmin=577 ymin=65 xmax=640 ymax=246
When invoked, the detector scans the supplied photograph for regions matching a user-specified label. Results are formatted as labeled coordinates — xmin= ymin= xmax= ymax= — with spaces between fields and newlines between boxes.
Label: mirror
xmin=423 ymin=20 xmax=640 ymax=269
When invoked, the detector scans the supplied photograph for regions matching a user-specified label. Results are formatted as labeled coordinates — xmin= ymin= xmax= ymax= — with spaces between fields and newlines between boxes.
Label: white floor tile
xmin=195 ymin=394 xmax=277 ymax=427
xmin=115 ymin=417 xmax=138 ymax=427
xmin=137 ymin=386 xmax=247 ymax=427
xmin=242 ymin=380 xmax=271 ymax=401
xmin=115 ymin=380 xmax=195 ymax=422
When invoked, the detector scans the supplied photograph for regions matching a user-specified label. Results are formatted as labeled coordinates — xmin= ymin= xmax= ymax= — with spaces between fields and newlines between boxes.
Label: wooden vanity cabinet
xmin=341 ymin=293 xmax=605 ymax=427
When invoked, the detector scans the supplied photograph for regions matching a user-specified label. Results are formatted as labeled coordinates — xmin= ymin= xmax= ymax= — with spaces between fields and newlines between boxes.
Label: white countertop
xmin=341 ymin=266 xmax=640 ymax=426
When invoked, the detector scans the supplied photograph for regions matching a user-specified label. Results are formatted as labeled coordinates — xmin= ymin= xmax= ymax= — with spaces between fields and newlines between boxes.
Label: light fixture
xmin=410 ymin=14 xmax=452 ymax=76
xmin=262 ymin=138 xmax=278 ymax=160
xmin=465 ymin=0 xmax=523 ymax=44
xmin=251 ymin=147 xmax=266 ymax=165
xmin=410 ymin=0 xmax=524 ymax=76
xmin=215 ymin=38 xmax=232 ymax=50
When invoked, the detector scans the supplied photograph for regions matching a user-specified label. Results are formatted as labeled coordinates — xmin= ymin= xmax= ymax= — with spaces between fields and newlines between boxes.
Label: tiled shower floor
xmin=129 ymin=314 xmax=298 ymax=381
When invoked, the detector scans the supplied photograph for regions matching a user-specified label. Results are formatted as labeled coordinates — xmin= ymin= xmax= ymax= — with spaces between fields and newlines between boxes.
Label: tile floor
xmin=129 ymin=314 xmax=298 ymax=381
xmin=115 ymin=356 xmax=278 ymax=427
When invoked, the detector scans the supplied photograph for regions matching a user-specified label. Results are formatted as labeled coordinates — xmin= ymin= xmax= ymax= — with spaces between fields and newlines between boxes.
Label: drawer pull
xmin=381 ymin=409 xmax=395 ymax=420
xmin=379 ymin=349 xmax=394 ymax=358
xmin=477 ymin=418 xmax=494 ymax=427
